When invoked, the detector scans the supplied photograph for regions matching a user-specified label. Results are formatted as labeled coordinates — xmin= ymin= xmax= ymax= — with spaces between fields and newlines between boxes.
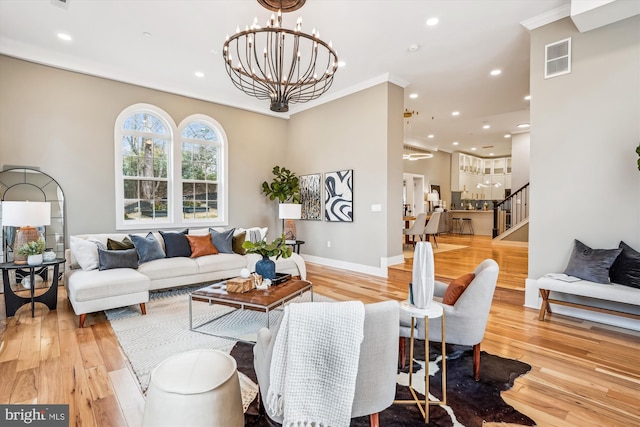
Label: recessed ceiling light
xmin=452 ymin=141 xmax=459 ymax=145
xmin=195 ymin=71 xmax=205 ymax=78
xmin=408 ymin=44 xmax=420 ymax=53
xmin=489 ymin=153 xmax=494 ymax=156
xmin=517 ymin=123 xmax=530 ymax=128
xmin=451 ymin=111 xmax=460 ymax=116
xmin=490 ymin=69 xmax=502 ymax=76
xmin=524 ymin=95 xmax=531 ymax=101
xmin=470 ymin=147 xmax=477 ymax=151
xmin=338 ymin=61 xmax=346 ymax=67
xmin=426 ymin=17 xmax=439 ymax=26
xmin=483 ymin=124 xmax=491 ymax=129
xmin=409 ymin=93 xmax=418 ymax=99
xmin=143 ymin=32 xmax=152 ymax=37
xmin=210 ymin=49 xmax=218 ymax=55
xmin=427 ymin=134 xmax=434 ymax=139
xmin=504 ymin=134 xmax=511 ymax=138
xmin=57 ymin=33 xmax=72 ymax=41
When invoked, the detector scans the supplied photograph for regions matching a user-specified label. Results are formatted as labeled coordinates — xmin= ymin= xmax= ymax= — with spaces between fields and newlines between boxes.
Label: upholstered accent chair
xmin=253 ymin=300 xmax=400 ymax=427
xmin=399 ymin=259 xmax=499 ymax=381
xmin=404 ymin=212 xmax=429 ymax=245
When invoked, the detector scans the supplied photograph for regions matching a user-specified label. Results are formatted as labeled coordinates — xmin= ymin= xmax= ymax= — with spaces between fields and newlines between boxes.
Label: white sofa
xmin=65 ymin=230 xmax=306 ymax=328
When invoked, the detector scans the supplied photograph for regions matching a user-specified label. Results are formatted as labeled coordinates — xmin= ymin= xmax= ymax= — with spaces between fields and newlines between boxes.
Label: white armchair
xmin=253 ymin=300 xmax=399 ymax=426
xmin=399 ymin=259 xmax=499 ymax=381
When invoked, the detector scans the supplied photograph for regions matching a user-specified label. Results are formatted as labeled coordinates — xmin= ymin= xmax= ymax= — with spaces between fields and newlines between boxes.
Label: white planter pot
xmin=27 ymin=254 xmax=43 ymax=266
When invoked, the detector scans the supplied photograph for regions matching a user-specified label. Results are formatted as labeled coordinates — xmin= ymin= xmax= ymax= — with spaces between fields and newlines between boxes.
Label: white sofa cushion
xmin=68 ymin=268 xmax=150 ymax=302
xmin=137 ymin=257 xmax=199 ymax=280
xmin=195 ymin=253 xmax=248 ymax=273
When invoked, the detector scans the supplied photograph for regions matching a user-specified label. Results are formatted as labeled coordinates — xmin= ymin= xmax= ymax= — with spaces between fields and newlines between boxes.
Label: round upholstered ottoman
xmin=142 ymin=349 xmax=244 ymax=427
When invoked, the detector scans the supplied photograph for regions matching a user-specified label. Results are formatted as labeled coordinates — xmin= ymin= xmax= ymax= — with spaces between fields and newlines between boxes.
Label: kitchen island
xmin=450 ymin=210 xmax=494 ymax=236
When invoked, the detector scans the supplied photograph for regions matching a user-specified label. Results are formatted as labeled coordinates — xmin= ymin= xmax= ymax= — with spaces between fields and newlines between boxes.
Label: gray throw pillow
xmin=130 ymin=233 xmax=166 ymax=264
xmin=159 ymin=229 xmax=191 ymax=258
xmin=209 ymin=227 xmax=235 ymax=254
xmin=98 ymin=248 xmax=138 ymax=271
xmin=609 ymin=241 xmax=640 ymax=289
xmin=563 ymin=239 xmax=622 ymax=284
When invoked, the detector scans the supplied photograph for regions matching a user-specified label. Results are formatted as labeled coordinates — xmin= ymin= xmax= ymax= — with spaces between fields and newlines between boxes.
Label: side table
xmin=0 ymin=258 xmax=65 ymax=317
xmin=395 ymin=300 xmax=446 ymax=423
xmin=285 ymin=240 xmax=305 ymax=254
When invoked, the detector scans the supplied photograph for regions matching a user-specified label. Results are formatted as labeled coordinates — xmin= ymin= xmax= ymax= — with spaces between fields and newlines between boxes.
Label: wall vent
xmin=545 ymin=37 xmax=571 ymax=79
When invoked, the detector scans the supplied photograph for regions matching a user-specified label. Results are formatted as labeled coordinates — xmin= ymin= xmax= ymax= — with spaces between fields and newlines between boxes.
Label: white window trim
xmin=114 ymin=104 xmax=229 ymax=230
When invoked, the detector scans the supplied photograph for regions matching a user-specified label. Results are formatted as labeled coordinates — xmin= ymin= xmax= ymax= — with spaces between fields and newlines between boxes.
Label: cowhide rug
xmin=231 ymin=340 xmax=536 ymax=427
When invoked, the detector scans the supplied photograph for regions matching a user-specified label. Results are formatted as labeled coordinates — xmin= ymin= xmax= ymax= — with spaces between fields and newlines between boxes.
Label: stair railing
xmin=492 ymin=182 xmax=529 ymax=238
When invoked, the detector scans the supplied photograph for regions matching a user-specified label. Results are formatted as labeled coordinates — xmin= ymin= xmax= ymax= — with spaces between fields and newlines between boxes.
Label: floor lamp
xmin=1 ymin=201 xmax=51 ymax=264
xmin=279 ymin=203 xmax=302 ymax=243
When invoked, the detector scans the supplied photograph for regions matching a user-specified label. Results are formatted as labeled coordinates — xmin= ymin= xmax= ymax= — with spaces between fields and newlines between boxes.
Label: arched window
xmin=114 ymin=105 xmax=227 ymax=229
xmin=178 ymin=115 xmax=228 ymax=224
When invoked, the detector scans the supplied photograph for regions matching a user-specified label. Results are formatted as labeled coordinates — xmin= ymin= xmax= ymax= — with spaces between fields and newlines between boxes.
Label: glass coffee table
xmin=189 ymin=279 xmax=313 ymax=342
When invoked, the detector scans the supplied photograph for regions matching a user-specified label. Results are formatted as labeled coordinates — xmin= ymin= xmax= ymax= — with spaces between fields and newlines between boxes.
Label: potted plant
xmin=261 ymin=166 xmax=300 ymax=203
xmin=17 ymin=238 xmax=46 ymax=265
xmin=242 ymin=236 xmax=292 ymax=280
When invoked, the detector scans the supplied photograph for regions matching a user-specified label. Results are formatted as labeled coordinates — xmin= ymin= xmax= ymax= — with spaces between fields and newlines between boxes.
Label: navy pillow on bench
xmin=610 ymin=241 xmax=640 ymax=289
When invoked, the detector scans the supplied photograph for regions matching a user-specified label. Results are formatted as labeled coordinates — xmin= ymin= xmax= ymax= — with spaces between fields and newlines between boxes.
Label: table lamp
xmin=427 ymin=191 xmax=439 ymax=212
xmin=1 ymin=201 xmax=51 ymax=264
xmin=278 ymin=203 xmax=302 ymax=243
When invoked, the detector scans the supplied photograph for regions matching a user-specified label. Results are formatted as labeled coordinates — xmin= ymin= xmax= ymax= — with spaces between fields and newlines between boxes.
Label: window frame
xmin=114 ymin=105 xmax=228 ymax=230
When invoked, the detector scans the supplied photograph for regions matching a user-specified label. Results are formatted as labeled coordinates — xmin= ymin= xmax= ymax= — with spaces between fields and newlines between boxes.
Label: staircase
xmin=492 ymin=183 xmax=529 ymax=243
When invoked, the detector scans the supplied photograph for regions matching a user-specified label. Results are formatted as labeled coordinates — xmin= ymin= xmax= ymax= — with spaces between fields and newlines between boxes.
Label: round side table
xmin=395 ymin=300 xmax=446 ymax=424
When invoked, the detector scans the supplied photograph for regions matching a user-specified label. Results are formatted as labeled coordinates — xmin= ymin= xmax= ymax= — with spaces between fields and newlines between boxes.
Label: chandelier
xmin=222 ymin=0 xmax=339 ymax=113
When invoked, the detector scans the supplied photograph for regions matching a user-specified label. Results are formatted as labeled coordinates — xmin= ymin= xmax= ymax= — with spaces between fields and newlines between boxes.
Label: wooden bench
xmin=537 ymin=276 xmax=640 ymax=322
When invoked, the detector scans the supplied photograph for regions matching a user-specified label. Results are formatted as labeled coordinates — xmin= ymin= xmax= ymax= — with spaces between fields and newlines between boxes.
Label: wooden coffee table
xmin=189 ymin=279 xmax=313 ymax=341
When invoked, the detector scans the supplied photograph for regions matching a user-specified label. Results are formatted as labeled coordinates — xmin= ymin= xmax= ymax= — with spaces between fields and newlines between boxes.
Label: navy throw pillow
xmin=159 ymin=229 xmax=191 ymax=258
xmin=609 ymin=241 xmax=640 ymax=289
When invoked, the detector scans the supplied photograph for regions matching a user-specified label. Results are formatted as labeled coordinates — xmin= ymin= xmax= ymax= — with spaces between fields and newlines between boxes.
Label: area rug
xmin=106 ymin=287 xmax=323 ymax=400
xmin=233 ymin=340 xmax=535 ymax=427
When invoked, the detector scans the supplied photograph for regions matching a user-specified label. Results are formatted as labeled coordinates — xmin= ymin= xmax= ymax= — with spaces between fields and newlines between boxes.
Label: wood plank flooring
xmin=0 ymin=235 xmax=638 ymax=426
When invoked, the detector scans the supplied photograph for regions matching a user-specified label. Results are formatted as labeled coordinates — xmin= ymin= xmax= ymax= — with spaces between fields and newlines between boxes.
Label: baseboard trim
xmin=303 ymin=255 xmax=389 ymax=278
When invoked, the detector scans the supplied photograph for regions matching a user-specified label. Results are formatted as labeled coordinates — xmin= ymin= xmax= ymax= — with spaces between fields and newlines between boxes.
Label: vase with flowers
xmin=242 ymin=236 xmax=292 ymax=280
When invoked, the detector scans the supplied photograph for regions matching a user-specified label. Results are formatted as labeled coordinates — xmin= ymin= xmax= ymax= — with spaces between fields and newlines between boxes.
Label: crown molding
xmin=521 ymin=4 xmax=571 ymax=30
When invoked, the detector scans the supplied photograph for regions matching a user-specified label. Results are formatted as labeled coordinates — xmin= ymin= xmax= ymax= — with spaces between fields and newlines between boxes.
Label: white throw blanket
xmin=412 ymin=241 xmax=435 ymax=308
xmin=267 ymin=301 xmax=365 ymax=427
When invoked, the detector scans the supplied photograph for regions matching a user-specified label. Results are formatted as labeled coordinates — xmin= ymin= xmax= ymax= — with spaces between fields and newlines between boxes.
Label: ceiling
xmin=0 ymin=0 xmax=569 ymax=157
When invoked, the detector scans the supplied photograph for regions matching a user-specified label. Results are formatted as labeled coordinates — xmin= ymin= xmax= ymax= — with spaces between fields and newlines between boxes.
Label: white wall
xmin=510 ymin=132 xmax=530 ymax=191
xmin=526 ymin=16 xmax=640 ymax=327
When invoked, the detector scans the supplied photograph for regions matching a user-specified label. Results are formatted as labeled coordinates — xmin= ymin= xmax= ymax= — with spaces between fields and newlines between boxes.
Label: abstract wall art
xmin=299 ymin=173 xmax=322 ymax=220
xmin=324 ymin=169 xmax=353 ymax=222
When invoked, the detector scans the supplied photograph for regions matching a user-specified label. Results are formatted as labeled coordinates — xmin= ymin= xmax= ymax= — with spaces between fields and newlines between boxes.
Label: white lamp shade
xmin=427 ymin=192 xmax=439 ymax=202
xmin=1 ymin=201 xmax=51 ymax=227
xmin=278 ymin=203 xmax=302 ymax=220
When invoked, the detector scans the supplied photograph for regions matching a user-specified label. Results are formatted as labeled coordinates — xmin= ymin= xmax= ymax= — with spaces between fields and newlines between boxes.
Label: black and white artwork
xmin=324 ymin=169 xmax=353 ymax=222
xmin=300 ymin=173 xmax=322 ymax=220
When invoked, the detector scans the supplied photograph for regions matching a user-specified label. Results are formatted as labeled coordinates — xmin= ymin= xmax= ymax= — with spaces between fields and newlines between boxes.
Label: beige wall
xmin=287 ymin=82 xmax=404 ymax=270
xmin=527 ymin=16 xmax=640 ymax=282
xmin=0 ymin=55 xmax=288 ymax=236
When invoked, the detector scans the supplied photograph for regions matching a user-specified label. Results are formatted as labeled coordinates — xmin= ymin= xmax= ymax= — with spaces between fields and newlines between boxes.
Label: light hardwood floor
xmin=1 ymin=235 xmax=639 ymax=426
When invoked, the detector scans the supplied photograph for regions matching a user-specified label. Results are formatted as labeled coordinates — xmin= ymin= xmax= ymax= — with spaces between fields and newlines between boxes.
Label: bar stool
xmin=452 ymin=218 xmax=464 ymax=234
xmin=142 ymin=349 xmax=244 ymax=427
xmin=461 ymin=218 xmax=474 ymax=235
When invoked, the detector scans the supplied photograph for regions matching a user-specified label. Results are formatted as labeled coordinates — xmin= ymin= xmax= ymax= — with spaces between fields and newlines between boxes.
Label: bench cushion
xmin=538 ymin=277 xmax=640 ymax=306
